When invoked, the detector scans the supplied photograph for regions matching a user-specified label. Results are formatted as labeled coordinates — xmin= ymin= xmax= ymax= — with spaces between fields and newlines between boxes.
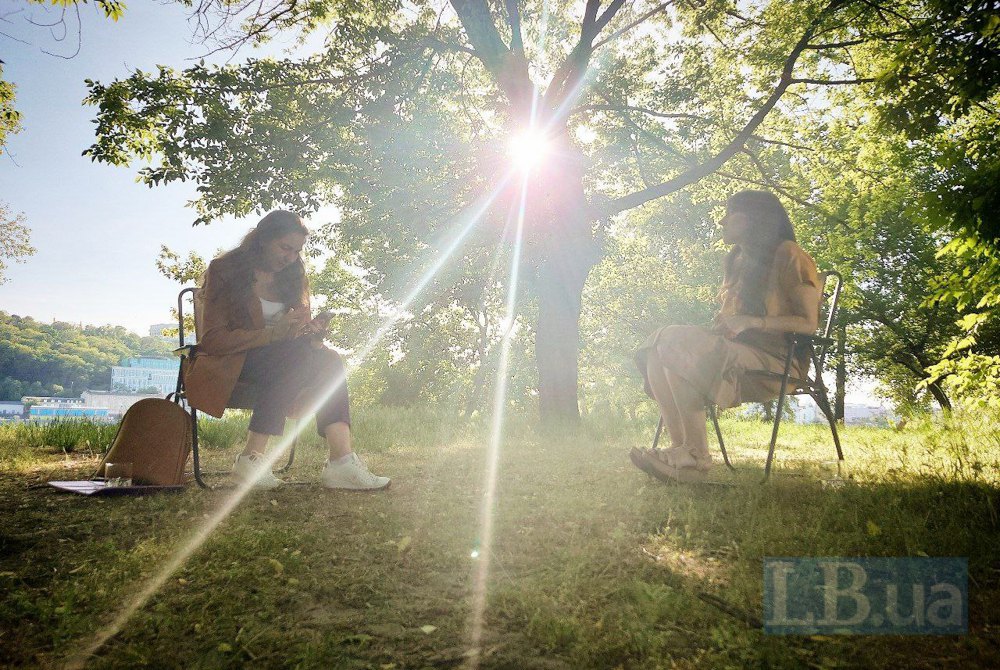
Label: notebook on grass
xmin=48 ymin=480 xmax=185 ymax=496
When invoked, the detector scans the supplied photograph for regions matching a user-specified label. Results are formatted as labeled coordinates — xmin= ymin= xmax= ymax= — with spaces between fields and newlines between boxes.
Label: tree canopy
xmin=0 ymin=202 xmax=35 ymax=285
xmin=80 ymin=0 xmax=1000 ymax=415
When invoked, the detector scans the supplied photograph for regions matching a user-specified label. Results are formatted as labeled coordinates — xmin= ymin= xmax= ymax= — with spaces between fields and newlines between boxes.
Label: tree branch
xmin=680 ymin=0 xmax=731 ymax=50
xmin=189 ymin=0 xmax=308 ymax=59
xmin=39 ymin=4 xmax=79 ymax=59
xmin=804 ymin=38 xmax=867 ymax=49
xmin=594 ymin=1 xmax=675 ymax=50
xmin=582 ymin=0 xmax=601 ymax=34
xmin=591 ymin=87 xmax=690 ymax=163
xmin=789 ymin=77 xmax=875 ymax=85
xmin=593 ymin=0 xmax=628 ymax=36
xmin=503 ymin=0 xmax=525 ymax=59
xmin=574 ymin=102 xmax=815 ymax=154
xmin=542 ymin=0 xmax=631 ymax=121
xmin=571 ymin=103 xmax=709 ymax=122
xmin=602 ymin=0 xmax=850 ymax=217
xmin=450 ymin=0 xmax=533 ymax=113
xmin=750 ymin=135 xmax=814 ymax=152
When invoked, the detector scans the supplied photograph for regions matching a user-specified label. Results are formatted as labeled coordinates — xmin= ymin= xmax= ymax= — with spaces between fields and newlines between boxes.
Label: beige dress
xmin=635 ymin=241 xmax=821 ymax=408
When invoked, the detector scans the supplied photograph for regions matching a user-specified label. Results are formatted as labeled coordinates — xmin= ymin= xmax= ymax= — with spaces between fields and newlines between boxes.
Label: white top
xmin=259 ymin=297 xmax=287 ymax=325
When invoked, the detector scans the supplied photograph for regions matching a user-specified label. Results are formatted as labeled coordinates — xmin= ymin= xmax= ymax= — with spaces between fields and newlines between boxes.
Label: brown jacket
xmin=183 ymin=258 xmax=309 ymax=417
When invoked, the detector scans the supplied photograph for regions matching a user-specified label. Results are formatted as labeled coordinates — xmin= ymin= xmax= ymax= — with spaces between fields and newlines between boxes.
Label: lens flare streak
xmin=67 ymin=176 xmax=515 ymax=667
xmin=465 ymin=168 xmax=531 ymax=665
xmin=68 ymin=11 xmax=596 ymax=657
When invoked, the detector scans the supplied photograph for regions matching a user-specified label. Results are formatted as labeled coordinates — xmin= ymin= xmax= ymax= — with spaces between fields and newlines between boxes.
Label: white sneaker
xmin=232 ymin=453 xmax=284 ymax=489
xmin=321 ymin=453 xmax=390 ymax=491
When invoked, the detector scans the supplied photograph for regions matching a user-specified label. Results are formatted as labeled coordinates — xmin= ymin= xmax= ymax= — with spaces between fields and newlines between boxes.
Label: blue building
xmin=28 ymin=402 xmax=111 ymax=422
xmin=26 ymin=398 xmax=111 ymax=422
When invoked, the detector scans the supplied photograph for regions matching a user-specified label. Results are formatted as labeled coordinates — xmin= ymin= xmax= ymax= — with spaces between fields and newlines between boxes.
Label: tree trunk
xmin=514 ymin=132 xmax=597 ymax=423
xmin=535 ymin=270 xmax=587 ymax=421
xmin=762 ymin=400 xmax=774 ymax=422
xmin=926 ymin=379 xmax=952 ymax=413
xmin=835 ymin=321 xmax=846 ymax=423
xmin=463 ymin=318 xmax=491 ymax=418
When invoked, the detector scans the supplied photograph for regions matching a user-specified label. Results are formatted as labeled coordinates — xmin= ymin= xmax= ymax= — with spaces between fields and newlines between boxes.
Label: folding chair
xmin=169 ymin=287 xmax=297 ymax=489
xmin=651 ymin=270 xmax=845 ymax=482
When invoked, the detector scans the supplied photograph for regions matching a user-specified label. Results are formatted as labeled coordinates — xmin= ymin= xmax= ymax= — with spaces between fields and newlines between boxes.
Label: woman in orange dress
xmin=632 ymin=191 xmax=821 ymax=482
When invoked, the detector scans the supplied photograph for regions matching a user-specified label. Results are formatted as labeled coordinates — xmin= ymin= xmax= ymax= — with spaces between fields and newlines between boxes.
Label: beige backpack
xmin=93 ymin=398 xmax=192 ymax=486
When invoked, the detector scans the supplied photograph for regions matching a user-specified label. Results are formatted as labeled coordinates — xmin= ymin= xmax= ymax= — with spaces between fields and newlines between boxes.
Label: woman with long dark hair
xmin=184 ymin=210 xmax=389 ymax=490
xmin=632 ymin=191 xmax=821 ymax=482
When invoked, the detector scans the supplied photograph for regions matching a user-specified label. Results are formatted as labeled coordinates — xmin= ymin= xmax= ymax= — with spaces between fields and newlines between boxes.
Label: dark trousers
xmin=237 ymin=337 xmax=351 ymax=437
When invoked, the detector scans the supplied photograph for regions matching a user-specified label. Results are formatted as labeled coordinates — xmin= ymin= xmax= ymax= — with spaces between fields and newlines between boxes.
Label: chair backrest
xmin=815 ymin=270 xmax=843 ymax=370
xmin=174 ymin=286 xmax=258 ymax=409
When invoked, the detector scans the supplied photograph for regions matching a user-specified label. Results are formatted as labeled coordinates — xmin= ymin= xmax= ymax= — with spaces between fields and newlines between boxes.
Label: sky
xmin=0 ymin=1 xmax=884 ymax=406
xmin=0 ymin=0 xmax=316 ymax=334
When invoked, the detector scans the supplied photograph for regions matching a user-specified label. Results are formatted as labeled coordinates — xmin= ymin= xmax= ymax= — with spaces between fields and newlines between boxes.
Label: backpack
xmin=93 ymin=398 xmax=193 ymax=486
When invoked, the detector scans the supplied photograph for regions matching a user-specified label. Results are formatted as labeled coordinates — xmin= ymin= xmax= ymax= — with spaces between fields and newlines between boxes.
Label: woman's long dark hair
xmin=205 ymin=210 xmax=310 ymax=326
xmin=720 ymin=191 xmax=796 ymax=316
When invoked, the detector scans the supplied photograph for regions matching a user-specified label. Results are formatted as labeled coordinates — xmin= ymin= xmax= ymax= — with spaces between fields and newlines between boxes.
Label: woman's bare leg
xmin=665 ymin=368 xmax=711 ymax=464
xmin=645 ymin=357 xmax=686 ymax=449
xmin=324 ymin=422 xmax=352 ymax=460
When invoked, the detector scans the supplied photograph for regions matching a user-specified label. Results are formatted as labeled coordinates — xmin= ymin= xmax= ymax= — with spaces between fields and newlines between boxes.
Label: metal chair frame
xmin=170 ymin=287 xmax=297 ymax=489
xmin=652 ymin=270 xmax=845 ymax=482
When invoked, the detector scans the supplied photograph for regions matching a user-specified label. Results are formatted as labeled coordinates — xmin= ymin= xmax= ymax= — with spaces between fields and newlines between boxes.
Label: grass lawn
xmin=2 ymin=409 xmax=999 ymax=668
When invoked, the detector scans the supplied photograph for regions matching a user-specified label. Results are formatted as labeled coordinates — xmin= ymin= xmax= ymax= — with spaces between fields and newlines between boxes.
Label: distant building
xmin=81 ymin=390 xmax=162 ymax=418
xmin=796 ymin=398 xmax=897 ymax=426
xmin=22 ymin=396 xmax=84 ymax=406
xmin=19 ymin=392 xmax=165 ymax=422
xmin=150 ymin=323 xmax=175 ymax=339
xmin=111 ymin=356 xmax=179 ymax=396
xmin=24 ymin=397 xmax=112 ymax=422
xmin=151 ymin=322 xmax=193 ymax=344
xmin=0 ymin=401 xmax=24 ymax=421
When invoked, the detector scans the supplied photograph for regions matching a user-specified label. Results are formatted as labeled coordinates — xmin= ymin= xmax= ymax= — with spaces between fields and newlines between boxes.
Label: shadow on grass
xmin=0 ymin=411 xmax=998 ymax=668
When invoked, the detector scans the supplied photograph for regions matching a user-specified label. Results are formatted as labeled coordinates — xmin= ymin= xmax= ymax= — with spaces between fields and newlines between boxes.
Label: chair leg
xmin=190 ymin=407 xmax=209 ymax=489
xmin=811 ymin=379 xmax=844 ymax=463
xmin=763 ymin=350 xmax=796 ymax=483
xmin=276 ymin=440 xmax=297 ymax=473
xmin=275 ymin=420 xmax=298 ymax=474
xmin=708 ymin=404 xmax=735 ymax=470
xmin=652 ymin=416 xmax=663 ymax=449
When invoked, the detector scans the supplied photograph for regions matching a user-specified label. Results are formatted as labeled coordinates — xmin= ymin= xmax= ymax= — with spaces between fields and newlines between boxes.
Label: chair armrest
xmin=173 ymin=345 xmax=198 ymax=358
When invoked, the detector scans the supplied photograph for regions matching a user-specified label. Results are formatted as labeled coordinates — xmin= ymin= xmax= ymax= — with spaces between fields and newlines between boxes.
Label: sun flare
xmin=508 ymin=129 xmax=550 ymax=172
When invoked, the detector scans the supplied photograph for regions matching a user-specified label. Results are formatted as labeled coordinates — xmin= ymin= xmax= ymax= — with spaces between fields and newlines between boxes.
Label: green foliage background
xmin=5 ymin=0 xmax=1000 ymax=415
xmin=78 ymin=0 xmax=998 ymax=416
xmin=0 ymin=313 xmax=174 ymax=401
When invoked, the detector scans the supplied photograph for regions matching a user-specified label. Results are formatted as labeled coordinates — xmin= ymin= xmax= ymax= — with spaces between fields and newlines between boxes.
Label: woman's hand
xmin=271 ymin=306 xmax=310 ymax=341
xmin=715 ymin=314 xmax=764 ymax=338
xmin=305 ymin=312 xmax=333 ymax=337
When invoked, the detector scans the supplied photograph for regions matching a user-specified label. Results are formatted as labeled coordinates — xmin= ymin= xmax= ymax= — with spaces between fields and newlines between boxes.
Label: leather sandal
xmin=643 ymin=447 xmax=711 ymax=484
xmin=630 ymin=447 xmax=664 ymax=477
xmin=630 ymin=446 xmax=685 ymax=475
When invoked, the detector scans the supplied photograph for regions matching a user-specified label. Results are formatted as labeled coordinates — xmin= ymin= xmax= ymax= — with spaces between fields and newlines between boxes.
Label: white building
xmin=111 ymin=356 xmax=179 ymax=396
xmin=795 ymin=398 xmax=896 ymax=426
xmin=81 ymin=390 xmax=163 ymax=419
